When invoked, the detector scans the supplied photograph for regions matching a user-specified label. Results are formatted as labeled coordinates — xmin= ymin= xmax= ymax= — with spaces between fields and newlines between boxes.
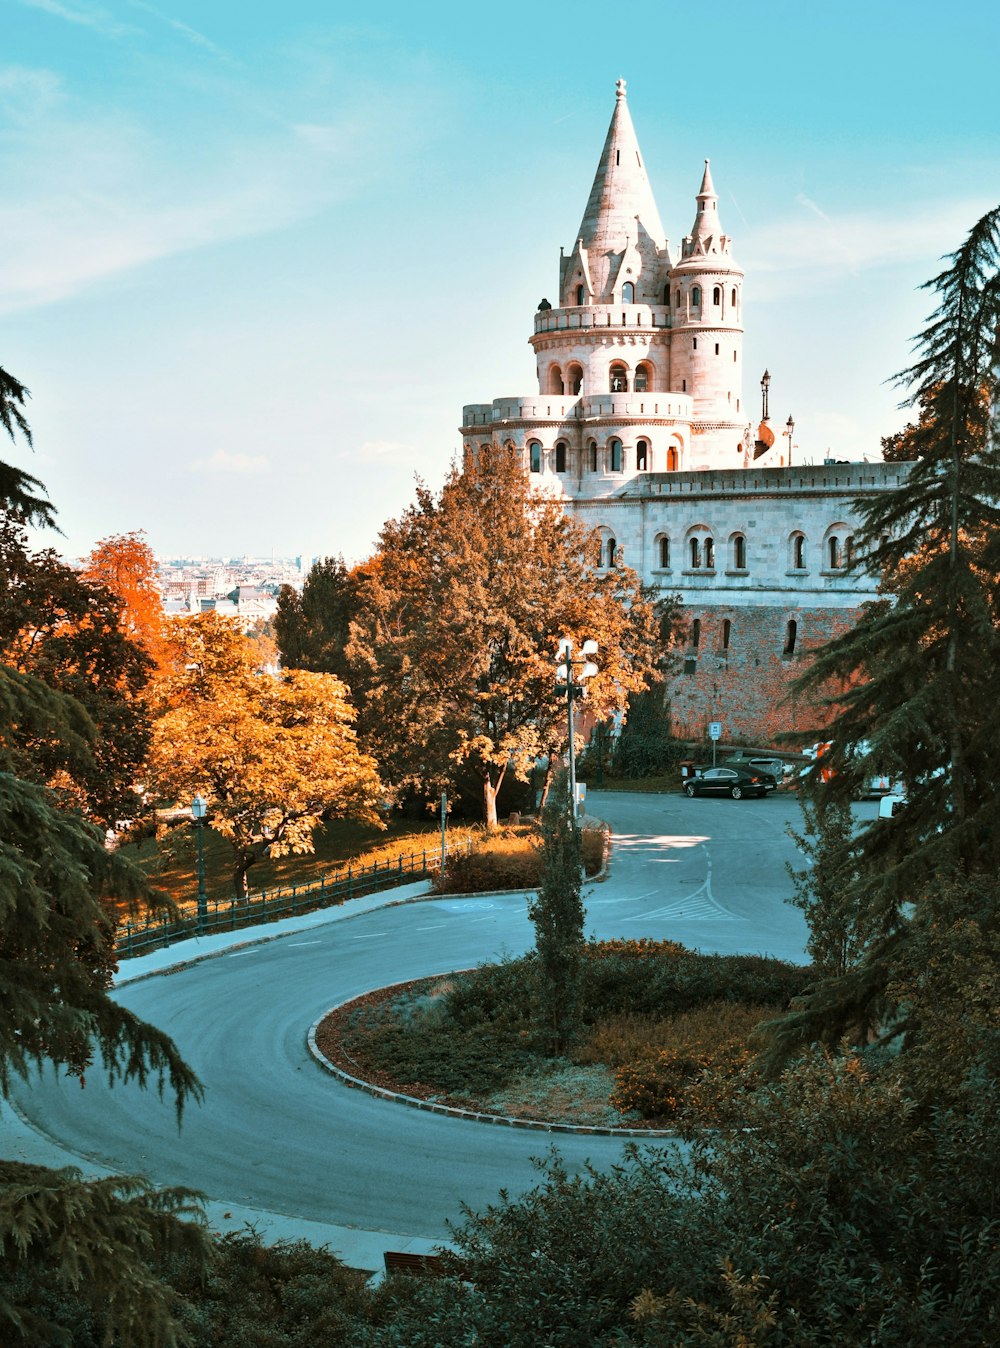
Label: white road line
xmin=350 ymin=933 xmax=382 ymax=940
xmin=287 ymin=940 xmax=321 ymax=946
xmin=415 ymin=923 xmax=448 ymax=931
xmin=225 ymin=950 xmax=257 ymax=957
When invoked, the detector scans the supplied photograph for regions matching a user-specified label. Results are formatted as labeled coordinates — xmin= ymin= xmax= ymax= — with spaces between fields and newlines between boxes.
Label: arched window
xmin=667 ymin=447 xmax=679 ymax=471
xmin=732 ymin=533 xmax=746 ymax=570
xmin=555 ymin=442 xmax=567 ymax=473
xmin=731 ymin=287 xmax=737 ymax=306
xmin=588 ymin=440 xmax=598 ymax=472
xmin=829 ymin=537 xmax=842 ymax=568
xmin=704 ymin=537 xmax=715 ymax=568
xmin=609 ymin=438 xmax=622 ymax=472
xmin=690 ymin=537 xmax=701 ymax=568
xmin=722 ymin=618 xmax=731 ymax=650
xmin=713 ymin=286 xmax=721 ymax=305
xmin=675 ymin=287 xmax=681 ymax=307
xmin=606 ymin=537 xmax=617 ymax=568
xmin=634 ymin=362 xmax=650 ymax=392
xmin=691 ymin=285 xmax=701 ymax=306
xmin=622 ymin=281 xmax=635 ymax=304
xmin=784 ymin=620 xmax=798 ymax=656
xmin=576 ymin=283 xmax=585 ymax=305
xmin=567 ymin=363 xmax=583 ymax=395
xmin=636 ymin=439 xmax=648 ymax=471
xmin=691 ymin=618 xmax=701 ymax=649
xmin=663 ymin=284 xmax=671 ymax=304
xmin=548 ymin=364 xmax=564 ymax=395
xmin=792 ymin=534 xmax=806 ymax=569
xmin=659 ymin=536 xmax=670 ymax=568
xmin=529 ymin=441 xmax=542 ymax=473
xmin=609 ymin=363 xmax=628 ymax=393
xmin=845 ymin=535 xmax=855 ymax=565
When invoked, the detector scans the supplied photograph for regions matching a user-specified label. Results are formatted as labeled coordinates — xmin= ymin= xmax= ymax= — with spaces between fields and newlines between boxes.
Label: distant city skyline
xmin=4 ymin=1 xmax=998 ymax=563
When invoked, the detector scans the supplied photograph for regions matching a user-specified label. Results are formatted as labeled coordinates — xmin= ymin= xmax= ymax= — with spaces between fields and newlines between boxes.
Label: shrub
xmin=433 ymin=823 xmax=606 ymax=895
xmin=611 ymin=1038 xmax=753 ymax=1122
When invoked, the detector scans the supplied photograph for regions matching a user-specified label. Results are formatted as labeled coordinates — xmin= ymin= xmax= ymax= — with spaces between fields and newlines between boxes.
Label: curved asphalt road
xmin=9 ymin=791 xmax=867 ymax=1265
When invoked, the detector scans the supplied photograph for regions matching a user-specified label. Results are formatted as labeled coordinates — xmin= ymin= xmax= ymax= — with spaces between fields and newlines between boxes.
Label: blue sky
xmin=3 ymin=0 xmax=998 ymax=563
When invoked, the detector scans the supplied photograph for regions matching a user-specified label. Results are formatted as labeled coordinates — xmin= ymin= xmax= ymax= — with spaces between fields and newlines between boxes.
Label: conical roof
xmin=572 ymin=80 xmax=668 ymax=301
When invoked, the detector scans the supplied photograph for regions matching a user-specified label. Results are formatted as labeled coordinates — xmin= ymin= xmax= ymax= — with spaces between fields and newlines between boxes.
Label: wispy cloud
xmin=126 ymin=1 xmax=233 ymax=60
xmin=192 ymin=449 xmax=270 ymax=474
xmin=16 ymin=0 xmax=135 ymax=40
xmin=743 ymin=194 xmax=993 ymax=303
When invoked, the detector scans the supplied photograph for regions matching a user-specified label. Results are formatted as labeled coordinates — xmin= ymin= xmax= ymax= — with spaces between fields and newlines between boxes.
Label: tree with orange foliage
xmin=149 ymin=613 xmax=383 ymax=898
xmin=82 ymin=531 xmax=167 ymax=672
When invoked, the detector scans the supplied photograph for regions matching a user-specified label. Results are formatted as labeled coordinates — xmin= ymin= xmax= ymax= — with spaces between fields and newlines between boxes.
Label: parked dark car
xmin=684 ymin=766 xmax=769 ymax=800
xmin=721 ymin=755 xmax=784 ymax=789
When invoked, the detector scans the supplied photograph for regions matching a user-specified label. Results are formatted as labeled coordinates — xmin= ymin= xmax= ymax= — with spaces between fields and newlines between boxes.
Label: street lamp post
xmin=555 ymin=638 xmax=599 ymax=824
xmin=784 ymin=413 xmax=795 ymax=467
xmin=191 ymin=794 xmax=208 ymax=933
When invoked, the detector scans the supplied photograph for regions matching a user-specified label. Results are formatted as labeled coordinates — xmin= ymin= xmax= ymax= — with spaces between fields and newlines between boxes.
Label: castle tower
xmin=668 ymin=160 xmax=746 ymax=469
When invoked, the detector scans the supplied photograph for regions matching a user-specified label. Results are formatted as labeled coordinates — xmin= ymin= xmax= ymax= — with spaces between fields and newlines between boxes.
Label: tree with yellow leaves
xmin=150 ymin=612 xmax=383 ymax=898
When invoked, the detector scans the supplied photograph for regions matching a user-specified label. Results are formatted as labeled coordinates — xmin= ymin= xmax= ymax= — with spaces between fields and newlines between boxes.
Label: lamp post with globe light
xmin=555 ymin=638 xmax=598 ymax=824
xmin=191 ymin=794 xmax=209 ymax=933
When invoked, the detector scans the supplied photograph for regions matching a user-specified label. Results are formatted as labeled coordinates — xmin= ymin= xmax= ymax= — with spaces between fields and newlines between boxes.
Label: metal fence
xmin=117 ymin=837 xmax=472 ymax=960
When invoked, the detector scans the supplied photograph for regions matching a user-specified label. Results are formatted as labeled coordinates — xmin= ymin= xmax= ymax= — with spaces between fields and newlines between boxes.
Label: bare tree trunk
xmin=484 ymin=765 xmax=506 ymax=830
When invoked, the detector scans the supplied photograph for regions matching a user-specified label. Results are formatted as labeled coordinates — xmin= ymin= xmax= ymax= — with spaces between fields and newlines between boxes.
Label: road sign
xmin=708 ymin=721 xmax=722 ymax=740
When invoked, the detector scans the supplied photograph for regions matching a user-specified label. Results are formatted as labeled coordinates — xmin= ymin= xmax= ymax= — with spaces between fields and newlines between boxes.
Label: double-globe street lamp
xmin=190 ymin=793 xmax=209 ymax=933
xmin=555 ymin=638 xmax=598 ymax=824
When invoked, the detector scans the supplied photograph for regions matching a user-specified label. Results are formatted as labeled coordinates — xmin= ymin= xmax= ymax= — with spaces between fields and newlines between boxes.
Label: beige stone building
xmin=461 ymin=81 xmax=906 ymax=743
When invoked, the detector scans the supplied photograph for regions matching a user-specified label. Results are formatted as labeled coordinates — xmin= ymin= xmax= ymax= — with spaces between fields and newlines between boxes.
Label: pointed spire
xmin=681 ymin=158 xmax=733 ymax=260
xmin=570 ymin=79 xmax=668 ymax=302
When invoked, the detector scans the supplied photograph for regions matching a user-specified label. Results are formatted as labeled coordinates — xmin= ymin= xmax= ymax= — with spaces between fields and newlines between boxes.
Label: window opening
xmin=622 ymin=281 xmax=635 ymax=304
xmin=793 ymin=535 xmax=805 ymax=569
xmin=829 ymin=537 xmax=842 ymax=568
xmin=529 ymin=442 xmax=542 ymax=473
xmin=692 ymin=285 xmax=701 ymax=305
xmin=588 ymin=441 xmax=597 ymax=472
xmin=722 ymin=618 xmax=731 ymax=650
xmin=576 ymin=284 xmax=585 ymax=305
xmin=704 ymin=537 xmax=715 ymax=568
xmin=733 ymin=534 xmax=746 ymax=569
xmin=636 ymin=440 xmax=648 ymax=471
xmin=555 ymin=442 xmax=567 ymax=473
xmin=634 ymin=366 xmax=649 ymax=392
xmin=609 ymin=438 xmax=622 ymax=472
xmin=691 ymin=618 xmax=701 ymax=648
xmin=606 ymin=537 xmax=617 ymax=567
xmin=713 ymin=286 xmax=721 ymax=304
xmin=784 ymin=620 xmax=798 ymax=655
xmin=659 ymin=536 xmax=670 ymax=568
xmin=690 ymin=537 xmax=701 ymax=568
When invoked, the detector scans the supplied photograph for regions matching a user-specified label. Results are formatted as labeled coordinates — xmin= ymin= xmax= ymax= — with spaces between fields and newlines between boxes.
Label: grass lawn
xmin=118 ymin=815 xmax=454 ymax=909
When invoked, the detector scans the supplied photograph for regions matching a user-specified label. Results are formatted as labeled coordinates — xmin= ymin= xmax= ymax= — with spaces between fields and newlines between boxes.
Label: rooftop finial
xmin=616 ymin=78 xmax=627 ymax=100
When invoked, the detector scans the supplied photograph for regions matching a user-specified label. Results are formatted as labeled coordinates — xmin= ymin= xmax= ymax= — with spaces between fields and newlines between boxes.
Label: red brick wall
xmin=666 ymin=605 xmax=861 ymax=745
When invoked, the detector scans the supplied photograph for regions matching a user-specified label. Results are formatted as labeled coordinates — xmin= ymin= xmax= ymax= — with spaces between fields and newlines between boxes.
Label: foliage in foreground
xmin=527 ymin=787 xmax=585 ymax=1052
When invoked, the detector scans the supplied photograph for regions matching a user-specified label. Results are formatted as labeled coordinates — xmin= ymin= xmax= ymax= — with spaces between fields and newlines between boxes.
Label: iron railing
xmin=117 ymin=838 xmax=472 ymax=960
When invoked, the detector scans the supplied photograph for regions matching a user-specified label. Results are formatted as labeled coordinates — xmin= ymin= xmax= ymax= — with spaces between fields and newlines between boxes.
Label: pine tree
xmin=527 ymin=782 xmax=586 ymax=1054
xmin=758 ymin=205 xmax=1000 ymax=1069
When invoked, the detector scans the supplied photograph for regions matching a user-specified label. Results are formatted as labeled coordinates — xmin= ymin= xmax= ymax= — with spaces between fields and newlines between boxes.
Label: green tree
xmin=0 ymin=364 xmax=55 ymax=528
xmin=786 ymin=796 xmax=865 ymax=978
xmin=347 ymin=447 xmax=667 ymax=827
xmin=150 ymin=613 xmax=383 ymax=898
xmin=759 ymin=204 xmax=1000 ymax=1068
xmin=527 ymin=782 xmax=586 ymax=1054
xmin=274 ymin=555 xmax=358 ymax=681
xmin=0 ymin=667 xmax=211 ymax=1345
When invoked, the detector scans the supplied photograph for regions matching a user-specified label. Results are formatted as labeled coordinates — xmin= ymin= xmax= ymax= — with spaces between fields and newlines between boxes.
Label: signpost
xmin=708 ymin=720 xmax=722 ymax=767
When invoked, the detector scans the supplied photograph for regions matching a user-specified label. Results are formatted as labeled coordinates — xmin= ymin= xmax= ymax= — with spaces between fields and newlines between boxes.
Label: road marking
xmin=415 ymin=923 xmax=448 ymax=931
xmin=225 ymin=950 xmax=257 ymax=957
xmin=350 ymin=933 xmax=382 ymax=940
xmin=287 ymin=940 xmax=321 ymax=946
xmin=623 ymin=896 xmax=735 ymax=923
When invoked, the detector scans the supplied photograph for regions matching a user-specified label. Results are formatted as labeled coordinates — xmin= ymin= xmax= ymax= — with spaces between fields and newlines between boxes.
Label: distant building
xmin=461 ymin=80 xmax=905 ymax=743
